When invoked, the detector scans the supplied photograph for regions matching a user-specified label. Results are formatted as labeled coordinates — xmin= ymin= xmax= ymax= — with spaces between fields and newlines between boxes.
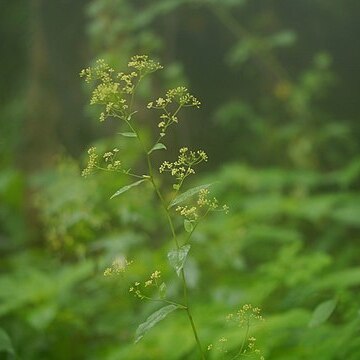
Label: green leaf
xmin=119 ymin=132 xmax=137 ymax=137
xmin=168 ymin=183 xmax=213 ymax=208
xmin=168 ymin=245 xmax=191 ymax=276
xmin=27 ymin=304 xmax=57 ymax=330
xmin=309 ymin=299 xmax=337 ymax=328
xmin=148 ymin=143 xmax=167 ymax=154
xmin=135 ymin=305 xmax=179 ymax=343
xmin=184 ymin=219 xmax=194 ymax=233
xmin=110 ymin=179 xmax=147 ymax=199
xmin=159 ymin=282 xmax=167 ymax=299
xmin=0 ymin=328 xmax=15 ymax=355
xmin=268 ymin=30 xmax=297 ymax=47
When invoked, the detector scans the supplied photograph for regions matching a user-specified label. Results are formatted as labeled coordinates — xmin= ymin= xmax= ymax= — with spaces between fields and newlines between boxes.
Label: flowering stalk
xmin=80 ymin=56 xmax=261 ymax=360
xmin=81 ymin=55 xmax=210 ymax=358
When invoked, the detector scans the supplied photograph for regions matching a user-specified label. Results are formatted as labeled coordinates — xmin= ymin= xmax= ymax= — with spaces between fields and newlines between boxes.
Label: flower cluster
xmin=103 ymin=257 xmax=133 ymax=277
xmin=207 ymin=337 xmax=229 ymax=354
xmin=129 ymin=282 xmax=144 ymax=299
xmin=115 ymin=72 xmax=137 ymax=95
xmin=159 ymin=147 xmax=208 ymax=189
xmin=197 ymin=188 xmax=227 ymax=211
xmin=129 ymin=270 xmax=164 ymax=300
xmin=167 ymin=86 xmax=201 ymax=107
xmin=127 ymin=55 xmax=163 ymax=75
xmin=147 ymin=87 xmax=200 ymax=136
xmin=82 ymin=147 xmax=98 ymax=177
xmin=144 ymin=270 xmax=161 ymax=287
xmin=226 ymin=304 xmax=264 ymax=327
xmin=176 ymin=205 xmax=199 ymax=221
xmin=82 ymin=147 xmax=122 ymax=177
xmin=176 ymin=188 xmax=229 ymax=222
xmin=241 ymin=336 xmax=264 ymax=360
xmin=80 ymin=59 xmax=127 ymax=121
xmin=207 ymin=305 xmax=265 ymax=359
xmin=102 ymin=148 xmax=122 ymax=170
xmin=80 ymin=56 xmax=162 ymax=122
xmin=80 ymin=58 xmax=114 ymax=84
xmin=148 ymin=87 xmax=201 ymax=109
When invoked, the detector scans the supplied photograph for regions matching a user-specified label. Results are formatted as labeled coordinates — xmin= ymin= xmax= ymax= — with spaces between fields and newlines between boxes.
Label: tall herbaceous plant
xmin=81 ymin=56 xmax=264 ymax=359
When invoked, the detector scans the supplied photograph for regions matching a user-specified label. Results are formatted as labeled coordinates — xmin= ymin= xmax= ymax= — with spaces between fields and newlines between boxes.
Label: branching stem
xmin=125 ymin=114 xmax=206 ymax=359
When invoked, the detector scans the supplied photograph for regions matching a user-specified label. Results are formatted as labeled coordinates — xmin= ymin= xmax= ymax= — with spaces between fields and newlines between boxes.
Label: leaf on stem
xmin=308 ymin=299 xmax=337 ymax=328
xmin=135 ymin=305 xmax=180 ymax=343
xmin=110 ymin=179 xmax=147 ymax=199
xmin=184 ymin=219 xmax=194 ymax=233
xmin=148 ymin=143 xmax=167 ymax=154
xmin=159 ymin=282 xmax=167 ymax=299
xmin=168 ymin=183 xmax=213 ymax=208
xmin=119 ymin=132 xmax=137 ymax=137
xmin=168 ymin=244 xmax=191 ymax=276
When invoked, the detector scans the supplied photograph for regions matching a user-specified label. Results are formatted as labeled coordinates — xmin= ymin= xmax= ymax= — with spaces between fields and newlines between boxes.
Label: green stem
xmin=142 ymin=295 xmax=187 ymax=310
xmin=149 ymin=163 xmax=205 ymax=358
xmin=154 ymin=189 xmax=205 ymax=358
xmin=125 ymin=102 xmax=206 ymax=359
xmin=183 ymin=208 xmax=210 ymax=245
xmin=231 ymin=321 xmax=250 ymax=360
xmin=129 ymin=75 xmax=143 ymax=113
xmin=149 ymin=104 xmax=182 ymax=149
xmin=180 ymin=268 xmax=206 ymax=360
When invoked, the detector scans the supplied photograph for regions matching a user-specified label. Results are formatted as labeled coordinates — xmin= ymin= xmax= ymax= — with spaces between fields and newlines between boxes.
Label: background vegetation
xmin=1 ymin=0 xmax=360 ymax=359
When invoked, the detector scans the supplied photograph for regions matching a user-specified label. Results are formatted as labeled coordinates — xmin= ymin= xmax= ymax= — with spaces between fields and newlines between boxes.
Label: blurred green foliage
xmin=1 ymin=0 xmax=360 ymax=359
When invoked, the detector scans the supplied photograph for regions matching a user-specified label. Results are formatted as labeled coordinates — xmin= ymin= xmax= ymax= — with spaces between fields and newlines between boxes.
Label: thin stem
xmin=153 ymin=185 xmax=205 ymax=358
xmin=129 ymin=75 xmax=143 ymax=113
xmin=231 ymin=321 xmax=250 ymax=360
xmin=141 ymin=295 xmax=187 ymax=310
xmin=149 ymin=103 xmax=183 ymax=150
xmin=123 ymin=171 xmax=144 ymax=179
xmin=94 ymin=165 xmax=121 ymax=173
xmin=126 ymin=94 xmax=206 ymax=359
xmin=96 ymin=165 xmax=144 ymax=179
xmin=183 ymin=208 xmax=211 ymax=245
xmin=180 ymin=267 xmax=206 ymax=360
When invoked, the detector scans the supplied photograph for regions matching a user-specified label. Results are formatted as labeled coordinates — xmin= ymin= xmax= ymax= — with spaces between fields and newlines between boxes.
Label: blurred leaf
xmin=309 ymin=299 xmax=337 ymax=328
xmin=313 ymin=268 xmax=360 ymax=290
xmin=119 ymin=132 xmax=137 ymax=137
xmin=331 ymin=202 xmax=360 ymax=227
xmin=110 ymin=179 xmax=147 ymax=199
xmin=184 ymin=219 xmax=194 ymax=233
xmin=168 ymin=183 xmax=212 ymax=208
xmin=148 ymin=143 xmax=166 ymax=154
xmin=159 ymin=282 xmax=167 ymax=299
xmin=27 ymin=304 xmax=57 ymax=330
xmin=0 ymin=260 xmax=93 ymax=317
xmin=226 ymin=38 xmax=260 ymax=66
xmin=268 ymin=30 xmax=297 ymax=47
xmin=168 ymin=245 xmax=191 ymax=276
xmin=0 ymin=328 xmax=15 ymax=355
xmin=135 ymin=305 xmax=180 ymax=343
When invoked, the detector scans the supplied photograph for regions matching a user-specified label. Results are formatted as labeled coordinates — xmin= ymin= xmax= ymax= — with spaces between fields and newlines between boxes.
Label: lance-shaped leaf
xmin=168 ymin=183 xmax=213 ymax=209
xmin=110 ymin=179 xmax=147 ymax=199
xmin=135 ymin=305 xmax=179 ymax=343
xmin=168 ymin=244 xmax=191 ymax=276
xmin=309 ymin=299 xmax=337 ymax=328
xmin=119 ymin=132 xmax=137 ymax=137
xmin=148 ymin=143 xmax=167 ymax=154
